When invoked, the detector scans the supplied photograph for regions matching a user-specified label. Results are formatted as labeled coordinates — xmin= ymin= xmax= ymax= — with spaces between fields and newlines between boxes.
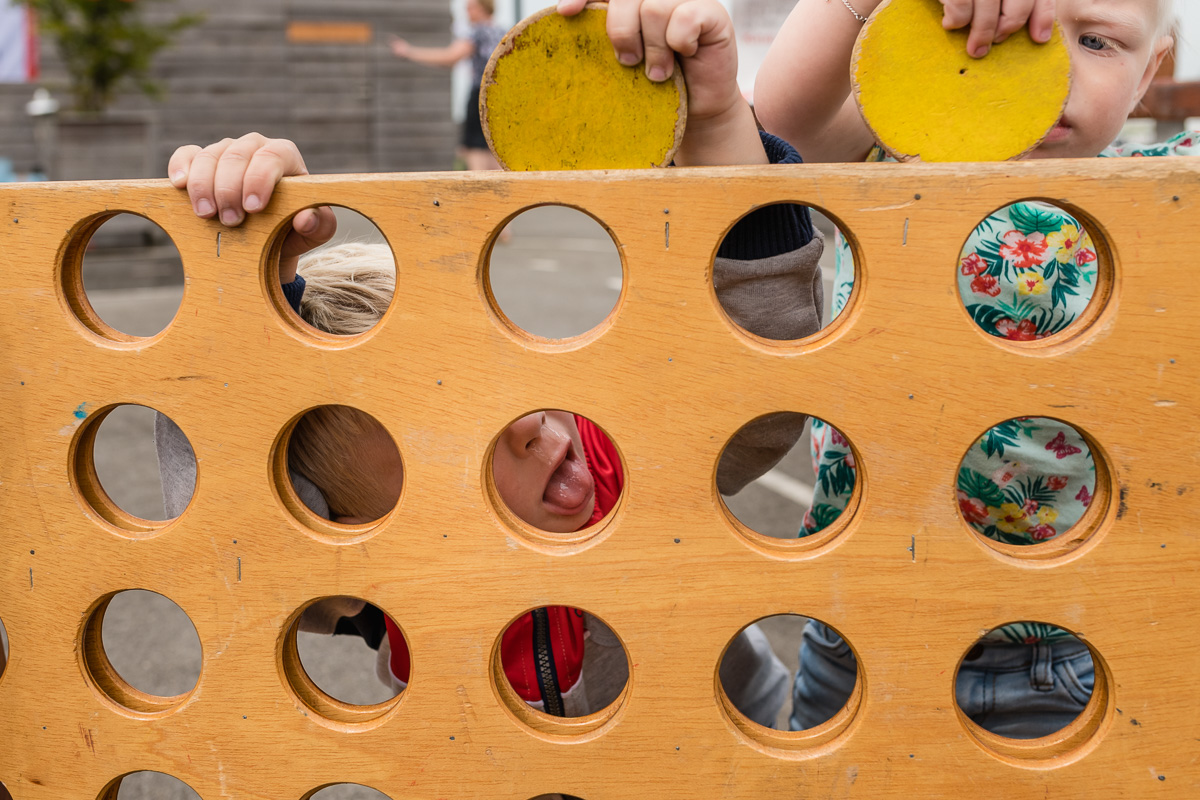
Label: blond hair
xmin=288 ymin=243 xmax=400 ymax=521
xmin=1158 ymin=0 xmax=1177 ymax=37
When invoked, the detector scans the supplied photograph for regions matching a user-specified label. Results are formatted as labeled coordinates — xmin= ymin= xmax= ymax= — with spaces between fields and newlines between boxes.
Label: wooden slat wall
xmin=0 ymin=0 xmax=460 ymax=177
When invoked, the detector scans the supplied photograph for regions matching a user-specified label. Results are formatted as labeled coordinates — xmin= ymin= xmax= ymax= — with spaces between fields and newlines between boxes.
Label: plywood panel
xmin=0 ymin=159 xmax=1197 ymax=797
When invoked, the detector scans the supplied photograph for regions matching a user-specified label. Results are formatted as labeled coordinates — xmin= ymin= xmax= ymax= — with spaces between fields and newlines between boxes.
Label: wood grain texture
xmin=0 ymin=158 xmax=1198 ymax=797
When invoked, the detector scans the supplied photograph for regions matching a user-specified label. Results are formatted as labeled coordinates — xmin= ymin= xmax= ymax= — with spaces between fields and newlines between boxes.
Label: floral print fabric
xmin=803 ymin=132 xmax=1199 ymax=642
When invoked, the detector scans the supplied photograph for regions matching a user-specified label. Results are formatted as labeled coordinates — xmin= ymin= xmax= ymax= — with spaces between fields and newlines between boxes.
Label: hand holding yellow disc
xmin=480 ymin=3 xmax=687 ymax=171
xmin=852 ymin=0 xmax=1071 ymax=162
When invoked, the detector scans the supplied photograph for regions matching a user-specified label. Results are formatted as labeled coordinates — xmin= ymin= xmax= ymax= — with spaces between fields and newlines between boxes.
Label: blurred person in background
xmin=390 ymin=0 xmax=505 ymax=172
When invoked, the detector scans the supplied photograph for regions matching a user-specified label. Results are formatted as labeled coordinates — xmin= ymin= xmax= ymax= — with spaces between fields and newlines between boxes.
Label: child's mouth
xmin=542 ymin=444 xmax=595 ymax=516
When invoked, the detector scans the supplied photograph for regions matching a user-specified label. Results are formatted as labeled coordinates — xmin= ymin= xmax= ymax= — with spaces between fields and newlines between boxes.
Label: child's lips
xmin=542 ymin=442 xmax=595 ymax=516
xmin=1044 ymin=120 xmax=1071 ymax=144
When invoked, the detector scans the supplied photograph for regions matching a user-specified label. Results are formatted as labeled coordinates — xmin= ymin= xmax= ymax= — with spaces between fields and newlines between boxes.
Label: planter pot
xmin=53 ymin=112 xmax=158 ymax=181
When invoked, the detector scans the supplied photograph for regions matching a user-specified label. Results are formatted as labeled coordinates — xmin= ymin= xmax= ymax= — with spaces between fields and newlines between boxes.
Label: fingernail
xmin=298 ymin=212 xmax=318 ymax=233
xmin=196 ymin=198 xmax=214 ymax=217
xmin=220 ymin=208 xmax=240 ymax=226
xmin=647 ymin=65 xmax=666 ymax=82
xmin=973 ymin=44 xmax=990 ymax=57
xmin=618 ymin=51 xmax=639 ymax=66
xmin=245 ymin=194 xmax=261 ymax=212
xmin=171 ymin=170 xmax=185 ymax=184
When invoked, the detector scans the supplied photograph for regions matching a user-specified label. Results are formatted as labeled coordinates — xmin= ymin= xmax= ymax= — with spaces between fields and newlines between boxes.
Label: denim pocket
xmin=1057 ymin=654 xmax=1096 ymax=707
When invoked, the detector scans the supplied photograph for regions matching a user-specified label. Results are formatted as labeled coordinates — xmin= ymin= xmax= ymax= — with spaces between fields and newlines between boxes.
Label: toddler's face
xmin=492 ymin=410 xmax=596 ymax=533
xmin=1029 ymin=0 xmax=1171 ymax=159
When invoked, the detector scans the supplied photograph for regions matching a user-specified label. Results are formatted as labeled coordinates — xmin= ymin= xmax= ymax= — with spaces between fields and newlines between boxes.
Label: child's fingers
xmin=167 ymin=145 xmax=202 ymax=188
xmin=241 ymin=138 xmax=310 ymax=215
xmin=939 ymin=0 xmax=975 ymax=33
xmin=185 ymin=138 xmax=235 ymax=219
xmin=556 ymin=0 xmax=588 ymax=17
xmin=606 ymin=0 xmax=646 ymax=66
xmin=1028 ymin=0 xmax=1056 ymax=43
xmin=638 ymin=0 xmax=677 ymax=81
xmin=279 ymin=206 xmax=337 ymax=283
xmin=994 ymin=0 xmax=1035 ymax=42
xmin=211 ymin=132 xmax=271 ymax=227
xmin=663 ymin=0 xmax=718 ymax=59
xmin=964 ymin=0 xmax=1002 ymax=57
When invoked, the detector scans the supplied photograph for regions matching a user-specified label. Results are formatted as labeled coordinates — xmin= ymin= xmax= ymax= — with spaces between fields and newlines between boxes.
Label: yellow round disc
xmin=851 ymin=0 xmax=1071 ymax=162
xmin=480 ymin=4 xmax=687 ymax=171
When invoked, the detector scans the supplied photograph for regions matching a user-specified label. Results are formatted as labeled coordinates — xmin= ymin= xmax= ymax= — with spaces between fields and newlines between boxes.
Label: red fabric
xmin=26 ymin=9 xmax=37 ymax=80
xmin=387 ymin=418 xmax=623 ymax=698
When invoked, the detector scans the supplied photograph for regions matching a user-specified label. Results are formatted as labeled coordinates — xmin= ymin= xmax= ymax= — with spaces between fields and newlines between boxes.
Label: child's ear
xmin=1132 ymin=34 xmax=1174 ymax=112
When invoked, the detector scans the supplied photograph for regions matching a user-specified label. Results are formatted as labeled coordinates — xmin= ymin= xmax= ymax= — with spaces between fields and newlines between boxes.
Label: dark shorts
xmin=462 ymin=84 xmax=488 ymax=151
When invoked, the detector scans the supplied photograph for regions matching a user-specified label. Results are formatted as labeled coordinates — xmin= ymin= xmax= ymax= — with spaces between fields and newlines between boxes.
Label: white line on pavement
xmin=756 ymin=469 xmax=814 ymax=508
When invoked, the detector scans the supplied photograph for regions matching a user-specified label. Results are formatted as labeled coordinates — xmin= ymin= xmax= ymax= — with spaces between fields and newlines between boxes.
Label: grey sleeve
xmin=712 ymin=235 xmax=825 ymax=495
xmin=154 ymin=411 xmax=332 ymax=520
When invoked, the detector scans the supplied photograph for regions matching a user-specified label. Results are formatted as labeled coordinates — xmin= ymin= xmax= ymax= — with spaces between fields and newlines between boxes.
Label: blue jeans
xmin=789 ymin=621 xmax=1095 ymax=739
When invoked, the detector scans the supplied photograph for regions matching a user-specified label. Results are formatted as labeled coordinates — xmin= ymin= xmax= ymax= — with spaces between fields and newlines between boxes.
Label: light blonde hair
xmin=288 ymin=243 xmax=399 ymax=520
xmin=1157 ymin=0 xmax=1177 ymax=37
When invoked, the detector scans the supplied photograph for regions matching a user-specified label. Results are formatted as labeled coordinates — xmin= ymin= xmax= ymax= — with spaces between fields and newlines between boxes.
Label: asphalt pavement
xmin=16 ymin=204 xmax=839 ymax=799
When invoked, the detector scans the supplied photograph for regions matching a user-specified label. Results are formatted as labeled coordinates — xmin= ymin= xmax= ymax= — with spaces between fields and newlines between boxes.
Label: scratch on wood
xmin=217 ymin=231 xmax=222 ymax=258
xmin=79 ymin=723 xmax=96 ymax=756
xmin=664 ymin=221 xmax=670 ymax=249
xmin=237 ymin=557 xmax=242 ymax=581
xmin=29 ymin=567 xmax=33 ymax=588
xmin=902 ymin=218 xmax=909 ymax=245
xmin=908 ymin=536 xmax=915 ymax=562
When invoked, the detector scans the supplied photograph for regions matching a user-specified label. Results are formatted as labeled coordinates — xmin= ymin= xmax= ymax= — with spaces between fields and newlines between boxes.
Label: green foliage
xmin=25 ymin=0 xmax=202 ymax=113
xmin=816 ymin=451 xmax=855 ymax=501
xmin=1008 ymin=203 xmax=1065 ymax=236
xmin=957 ymin=467 xmax=1006 ymax=508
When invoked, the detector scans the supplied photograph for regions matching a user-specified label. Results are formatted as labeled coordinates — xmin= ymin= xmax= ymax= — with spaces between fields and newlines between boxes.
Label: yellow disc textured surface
xmin=852 ymin=0 xmax=1071 ymax=162
xmin=481 ymin=4 xmax=686 ymax=171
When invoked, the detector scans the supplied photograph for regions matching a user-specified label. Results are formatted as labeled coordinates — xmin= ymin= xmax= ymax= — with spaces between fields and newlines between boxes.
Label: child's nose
xmin=503 ymin=411 xmax=548 ymax=457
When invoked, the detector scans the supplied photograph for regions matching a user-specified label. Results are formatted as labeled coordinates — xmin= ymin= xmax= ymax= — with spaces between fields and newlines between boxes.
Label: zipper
xmin=531 ymin=607 xmax=565 ymax=716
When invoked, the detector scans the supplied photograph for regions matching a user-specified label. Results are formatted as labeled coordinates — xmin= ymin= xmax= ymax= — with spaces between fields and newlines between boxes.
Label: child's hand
xmin=389 ymin=35 xmax=412 ymax=59
xmin=167 ymin=133 xmax=336 ymax=283
xmin=556 ymin=0 xmax=763 ymax=166
xmin=941 ymin=0 xmax=1057 ymax=58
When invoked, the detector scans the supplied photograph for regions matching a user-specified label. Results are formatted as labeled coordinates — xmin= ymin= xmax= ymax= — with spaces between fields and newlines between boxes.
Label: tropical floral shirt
xmin=804 ymin=132 xmax=1200 ymax=643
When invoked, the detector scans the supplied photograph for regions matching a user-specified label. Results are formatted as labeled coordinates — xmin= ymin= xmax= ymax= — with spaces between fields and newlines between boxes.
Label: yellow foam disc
xmin=480 ymin=4 xmax=687 ymax=171
xmin=851 ymin=0 xmax=1071 ymax=162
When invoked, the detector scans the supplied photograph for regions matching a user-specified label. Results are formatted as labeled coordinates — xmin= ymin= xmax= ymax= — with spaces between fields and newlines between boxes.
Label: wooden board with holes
xmin=0 ymin=157 xmax=1198 ymax=798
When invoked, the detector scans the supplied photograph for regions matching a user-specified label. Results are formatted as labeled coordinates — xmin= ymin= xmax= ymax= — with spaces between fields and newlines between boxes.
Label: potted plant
xmin=24 ymin=0 xmax=202 ymax=178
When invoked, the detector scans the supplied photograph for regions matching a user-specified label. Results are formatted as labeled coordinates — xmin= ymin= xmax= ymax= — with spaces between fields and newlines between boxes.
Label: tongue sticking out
xmin=543 ymin=456 xmax=594 ymax=512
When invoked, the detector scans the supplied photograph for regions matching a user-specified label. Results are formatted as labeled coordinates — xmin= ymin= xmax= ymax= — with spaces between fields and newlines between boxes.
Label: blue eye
xmin=1079 ymin=34 xmax=1111 ymax=51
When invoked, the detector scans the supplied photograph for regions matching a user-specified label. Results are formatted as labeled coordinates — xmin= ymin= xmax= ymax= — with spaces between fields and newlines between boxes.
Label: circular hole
xmin=279 ymin=598 xmax=405 ymax=727
xmin=714 ymin=206 xmax=850 ymax=343
xmin=265 ymin=207 xmax=396 ymax=341
xmin=0 ymin=782 xmax=8 ymax=800
xmin=485 ymin=205 xmax=622 ymax=340
xmin=0 ymin=615 xmax=8 ymax=682
xmin=63 ymin=212 xmax=184 ymax=340
xmin=956 ymin=417 xmax=1108 ymax=559
xmin=529 ymin=796 xmax=586 ymax=800
xmin=955 ymin=623 xmax=1108 ymax=761
xmin=71 ymin=405 xmax=193 ymax=534
xmin=719 ymin=617 xmax=861 ymax=752
xmin=486 ymin=410 xmax=624 ymax=549
xmin=492 ymin=609 xmax=629 ymax=737
xmin=957 ymin=201 xmax=1107 ymax=344
xmin=80 ymin=590 xmax=201 ymax=715
xmin=304 ymin=786 xmax=393 ymax=800
xmin=275 ymin=405 xmax=403 ymax=540
xmin=720 ymin=415 xmax=858 ymax=555
xmin=100 ymin=771 xmax=201 ymax=800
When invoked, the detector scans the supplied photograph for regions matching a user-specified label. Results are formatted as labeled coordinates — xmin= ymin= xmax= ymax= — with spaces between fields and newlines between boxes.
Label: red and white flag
xmin=0 ymin=0 xmax=38 ymax=83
